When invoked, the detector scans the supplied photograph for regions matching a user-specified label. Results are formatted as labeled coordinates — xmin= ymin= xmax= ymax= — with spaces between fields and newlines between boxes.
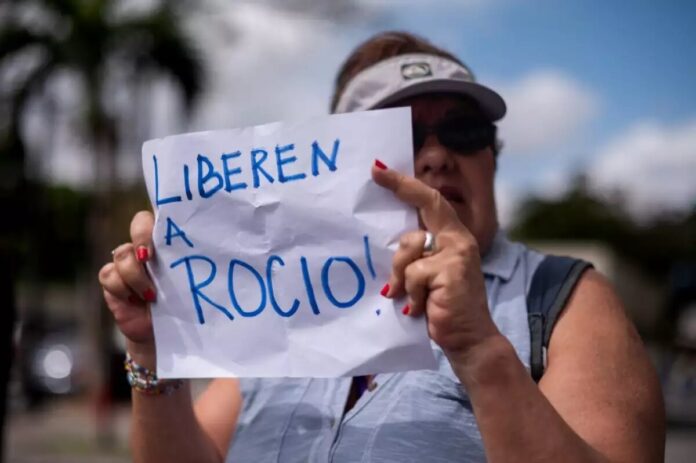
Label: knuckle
xmin=438 ymin=229 xmax=457 ymax=242
xmin=98 ymin=263 xmax=113 ymax=283
xmin=115 ymin=260 xmax=143 ymax=285
xmin=399 ymin=232 xmax=421 ymax=253
xmin=441 ymin=270 xmax=461 ymax=287
xmin=451 ymin=236 xmax=477 ymax=256
xmin=413 ymin=259 xmax=429 ymax=275
xmin=405 ymin=266 xmax=428 ymax=294
xmin=428 ymin=309 xmax=449 ymax=327
xmin=404 ymin=262 xmax=420 ymax=281
xmin=465 ymin=239 xmax=479 ymax=254
xmin=113 ymin=242 xmax=134 ymax=261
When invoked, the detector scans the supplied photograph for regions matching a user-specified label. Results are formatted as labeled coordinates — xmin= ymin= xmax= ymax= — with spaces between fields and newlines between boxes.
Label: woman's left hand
xmin=372 ymin=161 xmax=500 ymax=361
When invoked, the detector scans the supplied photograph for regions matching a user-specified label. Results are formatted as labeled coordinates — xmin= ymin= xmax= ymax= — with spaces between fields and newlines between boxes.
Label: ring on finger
xmin=423 ymin=231 xmax=436 ymax=254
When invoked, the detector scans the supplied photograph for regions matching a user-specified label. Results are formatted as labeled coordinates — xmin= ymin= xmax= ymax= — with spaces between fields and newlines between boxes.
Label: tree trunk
xmin=88 ymin=120 xmax=119 ymax=447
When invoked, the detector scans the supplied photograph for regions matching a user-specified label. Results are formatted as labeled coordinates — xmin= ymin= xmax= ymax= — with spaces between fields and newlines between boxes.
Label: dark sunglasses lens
xmin=412 ymin=125 xmax=427 ymax=153
xmin=437 ymin=118 xmax=494 ymax=154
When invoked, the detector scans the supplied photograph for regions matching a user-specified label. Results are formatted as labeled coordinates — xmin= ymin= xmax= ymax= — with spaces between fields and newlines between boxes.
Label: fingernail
xmin=402 ymin=304 xmax=410 ymax=315
xmin=380 ymin=283 xmax=390 ymax=297
xmin=374 ymin=159 xmax=388 ymax=170
xmin=128 ymin=295 xmax=139 ymax=304
xmin=136 ymin=246 xmax=149 ymax=262
xmin=143 ymin=288 xmax=156 ymax=302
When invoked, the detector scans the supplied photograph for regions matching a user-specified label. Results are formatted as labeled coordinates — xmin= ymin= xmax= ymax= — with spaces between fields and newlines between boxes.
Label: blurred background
xmin=1 ymin=0 xmax=694 ymax=461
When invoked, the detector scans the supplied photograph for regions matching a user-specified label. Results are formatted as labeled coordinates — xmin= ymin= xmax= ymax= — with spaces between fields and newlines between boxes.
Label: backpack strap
xmin=527 ymin=255 xmax=593 ymax=382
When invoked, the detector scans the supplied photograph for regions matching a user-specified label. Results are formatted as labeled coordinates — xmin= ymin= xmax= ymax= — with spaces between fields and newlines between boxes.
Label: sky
xmin=29 ymin=0 xmax=696 ymax=225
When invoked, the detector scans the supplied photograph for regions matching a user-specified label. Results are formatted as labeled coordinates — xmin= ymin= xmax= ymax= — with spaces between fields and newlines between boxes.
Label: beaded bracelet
xmin=124 ymin=352 xmax=184 ymax=395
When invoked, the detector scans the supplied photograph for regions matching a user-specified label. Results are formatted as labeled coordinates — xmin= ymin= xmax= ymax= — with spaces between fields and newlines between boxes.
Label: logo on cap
xmin=401 ymin=62 xmax=432 ymax=80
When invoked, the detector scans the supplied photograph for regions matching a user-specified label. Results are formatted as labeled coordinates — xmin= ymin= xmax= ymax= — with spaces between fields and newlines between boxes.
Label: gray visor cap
xmin=334 ymin=53 xmax=506 ymax=121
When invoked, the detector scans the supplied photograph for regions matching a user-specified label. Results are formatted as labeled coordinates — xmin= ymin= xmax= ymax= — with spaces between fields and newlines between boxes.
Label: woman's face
xmin=397 ymin=94 xmax=499 ymax=254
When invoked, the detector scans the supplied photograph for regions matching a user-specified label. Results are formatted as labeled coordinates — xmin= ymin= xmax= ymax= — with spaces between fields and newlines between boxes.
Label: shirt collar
xmin=481 ymin=230 xmax=521 ymax=281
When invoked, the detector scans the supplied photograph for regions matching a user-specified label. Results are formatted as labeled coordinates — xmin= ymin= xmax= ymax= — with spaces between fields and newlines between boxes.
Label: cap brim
xmin=372 ymin=79 xmax=506 ymax=121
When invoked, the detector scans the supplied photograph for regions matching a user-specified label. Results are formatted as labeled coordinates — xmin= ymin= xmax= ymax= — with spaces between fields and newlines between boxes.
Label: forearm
xmin=451 ymin=335 xmax=607 ymax=463
xmin=128 ymin=343 xmax=223 ymax=463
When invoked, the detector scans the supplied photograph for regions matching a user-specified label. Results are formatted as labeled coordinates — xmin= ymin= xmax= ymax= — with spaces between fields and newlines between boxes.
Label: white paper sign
xmin=142 ymin=107 xmax=437 ymax=378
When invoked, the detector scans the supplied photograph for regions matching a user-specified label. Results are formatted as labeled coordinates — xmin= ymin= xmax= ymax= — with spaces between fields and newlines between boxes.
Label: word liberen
xmin=153 ymin=139 xmax=341 ymax=207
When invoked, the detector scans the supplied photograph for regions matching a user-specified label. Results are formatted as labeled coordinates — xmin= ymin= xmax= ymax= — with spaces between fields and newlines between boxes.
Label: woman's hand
xmin=372 ymin=161 xmax=500 ymax=361
xmin=98 ymin=211 xmax=157 ymax=356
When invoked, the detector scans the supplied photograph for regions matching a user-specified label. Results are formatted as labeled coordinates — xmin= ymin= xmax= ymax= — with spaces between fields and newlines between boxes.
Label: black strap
xmin=527 ymin=255 xmax=593 ymax=382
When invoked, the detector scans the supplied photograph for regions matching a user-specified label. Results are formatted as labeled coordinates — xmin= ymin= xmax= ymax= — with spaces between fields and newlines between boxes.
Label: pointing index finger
xmin=371 ymin=161 xmax=461 ymax=234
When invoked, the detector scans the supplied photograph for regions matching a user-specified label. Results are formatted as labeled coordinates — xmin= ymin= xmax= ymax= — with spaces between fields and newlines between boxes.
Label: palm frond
xmin=7 ymin=55 xmax=59 ymax=128
xmin=113 ymin=6 xmax=204 ymax=111
xmin=0 ymin=27 xmax=55 ymax=63
xmin=3 ymin=0 xmax=79 ymax=17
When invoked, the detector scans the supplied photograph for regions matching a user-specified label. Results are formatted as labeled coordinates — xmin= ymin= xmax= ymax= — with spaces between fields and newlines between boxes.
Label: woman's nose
xmin=415 ymin=134 xmax=455 ymax=176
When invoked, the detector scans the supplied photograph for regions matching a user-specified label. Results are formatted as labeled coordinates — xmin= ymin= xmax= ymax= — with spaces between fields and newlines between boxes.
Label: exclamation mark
xmin=363 ymin=235 xmax=381 ymax=316
xmin=363 ymin=235 xmax=377 ymax=280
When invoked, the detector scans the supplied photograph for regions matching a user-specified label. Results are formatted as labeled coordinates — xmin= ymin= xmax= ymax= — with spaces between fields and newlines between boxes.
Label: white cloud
xmin=589 ymin=119 xmax=696 ymax=216
xmin=186 ymin=2 xmax=353 ymax=131
xmin=22 ymin=1 xmax=367 ymax=188
xmin=21 ymin=72 xmax=97 ymax=189
xmin=495 ymin=70 xmax=598 ymax=155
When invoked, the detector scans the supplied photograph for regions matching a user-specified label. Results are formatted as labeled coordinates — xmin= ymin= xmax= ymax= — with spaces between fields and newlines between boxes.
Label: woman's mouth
xmin=437 ymin=186 xmax=464 ymax=204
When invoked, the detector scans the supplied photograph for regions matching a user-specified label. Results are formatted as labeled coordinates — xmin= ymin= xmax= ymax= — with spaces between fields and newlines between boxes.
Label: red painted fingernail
xmin=128 ymin=295 xmax=139 ymax=304
xmin=402 ymin=304 xmax=410 ymax=315
xmin=136 ymin=246 xmax=149 ymax=262
xmin=143 ymin=288 xmax=156 ymax=302
xmin=380 ymin=283 xmax=390 ymax=297
xmin=374 ymin=159 xmax=388 ymax=170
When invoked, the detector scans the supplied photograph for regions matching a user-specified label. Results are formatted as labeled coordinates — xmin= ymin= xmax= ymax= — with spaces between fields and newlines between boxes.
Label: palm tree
xmin=0 ymin=0 xmax=205 ymax=443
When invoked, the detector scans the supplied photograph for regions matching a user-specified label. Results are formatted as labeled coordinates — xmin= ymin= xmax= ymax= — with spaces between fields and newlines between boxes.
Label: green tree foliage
xmin=0 ymin=0 xmax=205 ymax=278
xmin=509 ymin=175 xmax=696 ymax=277
xmin=0 ymin=0 xmax=206 ymax=415
xmin=22 ymin=185 xmax=91 ymax=282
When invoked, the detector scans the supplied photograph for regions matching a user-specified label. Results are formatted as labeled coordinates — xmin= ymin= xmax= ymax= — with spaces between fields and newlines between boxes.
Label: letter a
xmin=165 ymin=217 xmax=194 ymax=247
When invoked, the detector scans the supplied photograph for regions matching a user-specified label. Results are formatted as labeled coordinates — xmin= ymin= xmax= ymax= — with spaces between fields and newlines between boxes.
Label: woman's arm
xmin=451 ymin=270 xmax=664 ymax=463
xmin=100 ymin=211 xmax=242 ymax=463
xmin=127 ymin=343 xmax=242 ymax=463
xmin=371 ymin=164 xmax=665 ymax=463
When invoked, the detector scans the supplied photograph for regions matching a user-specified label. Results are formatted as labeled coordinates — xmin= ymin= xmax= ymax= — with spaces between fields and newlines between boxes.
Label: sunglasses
xmin=412 ymin=116 xmax=496 ymax=154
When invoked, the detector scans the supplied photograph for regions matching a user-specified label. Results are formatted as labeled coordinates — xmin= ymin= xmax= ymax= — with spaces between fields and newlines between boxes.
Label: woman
xmin=99 ymin=31 xmax=665 ymax=462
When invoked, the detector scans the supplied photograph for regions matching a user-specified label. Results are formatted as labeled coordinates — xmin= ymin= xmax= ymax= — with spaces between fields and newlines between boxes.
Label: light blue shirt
xmin=227 ymin=233 xmax=544 ymax=462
